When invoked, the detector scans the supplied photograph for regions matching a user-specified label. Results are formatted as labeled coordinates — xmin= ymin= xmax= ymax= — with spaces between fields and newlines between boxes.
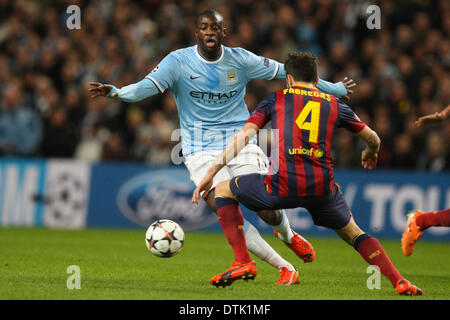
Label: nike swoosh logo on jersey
xmin=190 ymin=75 xmax=201 ymax=80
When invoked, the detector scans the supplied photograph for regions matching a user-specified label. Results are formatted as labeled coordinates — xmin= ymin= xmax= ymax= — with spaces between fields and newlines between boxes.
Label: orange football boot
xmin=401 ymin=210 xmax=425 ymax=256
xmin=395 ymin=279 xmax=424 ymax=296
xmin=276 ymin=267 xmax=300 ymax=285
xmin=274 ymin=229 xmax=315 ymax=262
xmin=209 ymin=260 xmax=257 ymax=287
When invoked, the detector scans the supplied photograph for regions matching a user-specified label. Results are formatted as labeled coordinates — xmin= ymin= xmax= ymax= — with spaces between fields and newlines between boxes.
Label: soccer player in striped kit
xmin=193 ymin=52 xmax=423 ymax=295
xmin=401 ymin=104 xmax=450 ymax=256
xmin=88 ymin=10 xmax=356 ymax=285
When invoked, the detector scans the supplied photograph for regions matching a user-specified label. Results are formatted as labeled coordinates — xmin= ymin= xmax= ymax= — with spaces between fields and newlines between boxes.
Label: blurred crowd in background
xmin=0 ymin=0 xmax=449 ymax=171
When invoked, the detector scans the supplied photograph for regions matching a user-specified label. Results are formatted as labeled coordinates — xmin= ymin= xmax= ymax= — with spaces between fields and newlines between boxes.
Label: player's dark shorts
xmin=229 ymin=173 xmax=352 ymax=230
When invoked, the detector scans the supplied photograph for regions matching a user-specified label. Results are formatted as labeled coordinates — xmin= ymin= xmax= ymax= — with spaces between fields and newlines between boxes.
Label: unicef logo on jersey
xmin=117 ymin=169 xmax=216 ymax=230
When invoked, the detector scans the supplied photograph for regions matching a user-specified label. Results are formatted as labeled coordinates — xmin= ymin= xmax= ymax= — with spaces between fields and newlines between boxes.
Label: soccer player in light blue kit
xmin=89 ymin=10 xmax=355 ymax=285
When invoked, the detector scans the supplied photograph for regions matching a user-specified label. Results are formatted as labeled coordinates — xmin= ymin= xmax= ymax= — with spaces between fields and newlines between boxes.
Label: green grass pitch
xmin=1 ymin=227 xmax=448 ymax=300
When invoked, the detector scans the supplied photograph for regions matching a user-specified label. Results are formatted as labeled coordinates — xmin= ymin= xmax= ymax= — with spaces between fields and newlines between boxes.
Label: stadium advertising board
xmin=74 ymin=162 xmax=450 ymax=240
xmin=87 ymin=163 xmax=215 ymax=230
xmin=0 ymin=158 xmax=90 ymax=229
xmin=0 ymin=159 xmax=448 ymax=240
xmin=250 ymin=170 xmax=450 ymax=240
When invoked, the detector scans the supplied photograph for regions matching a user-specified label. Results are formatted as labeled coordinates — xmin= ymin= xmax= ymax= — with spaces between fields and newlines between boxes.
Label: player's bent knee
xmin=215 ymin=180 xmax=236 ymax=199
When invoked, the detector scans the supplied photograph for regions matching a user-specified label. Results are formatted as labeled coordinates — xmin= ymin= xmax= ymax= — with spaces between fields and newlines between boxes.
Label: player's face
xmin=196 ymin=15 xmax=225 ymax=59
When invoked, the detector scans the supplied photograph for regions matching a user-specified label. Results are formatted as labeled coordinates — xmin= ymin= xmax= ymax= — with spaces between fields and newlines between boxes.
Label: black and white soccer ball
xmin=145 ymin=219 xmax=185 ymax=257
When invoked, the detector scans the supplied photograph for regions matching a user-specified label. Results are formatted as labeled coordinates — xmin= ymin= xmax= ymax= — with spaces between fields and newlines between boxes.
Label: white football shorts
xmin=184 ymin=144 xmax=269 ymax=190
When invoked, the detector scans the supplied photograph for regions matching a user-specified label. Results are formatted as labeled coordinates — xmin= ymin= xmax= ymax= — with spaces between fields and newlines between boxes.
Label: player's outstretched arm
xmin=316 ymin=77 xmax=356 ymax=99
xmin=192 ymin=122 xmax=260 ymax=204
xmin=356 ymin=126 xmax=381 ymax=170
xmin=88 ymin=78 xmax=160 ymax=102
xmin=415 ymin=104 xmax=450 ymax=126
xmin=276 ymin=64 xmax=356 ymax=98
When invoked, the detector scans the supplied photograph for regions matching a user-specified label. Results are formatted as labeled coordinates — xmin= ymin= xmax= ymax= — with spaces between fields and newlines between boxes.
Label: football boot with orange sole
xmin=274 ymin=229 xmax=315 ymax=262
xmin=210 ymin=260 xmax=257 ymax=287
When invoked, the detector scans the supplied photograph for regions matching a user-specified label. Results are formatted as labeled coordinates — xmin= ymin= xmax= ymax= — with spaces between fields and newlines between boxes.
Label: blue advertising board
xmin=0 ymin=158 xmax=449 ymax=240
xmin=242 ymin=169 xmax=450 ymax=240
xmin=0 ymin=158 xmax=47 ymax=226
xmin=87 ymin=163 xmax=217 ymax=230
xmin=0 ymin=158 xmax=91 ymax=228
xmin=87 ymin=162 xmax=450 ymax=240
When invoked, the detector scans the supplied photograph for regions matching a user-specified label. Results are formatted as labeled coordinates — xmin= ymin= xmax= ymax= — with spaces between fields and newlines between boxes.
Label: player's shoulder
xmin=314 ymin=87 xmax=340 ymax=105
xmin=166 ymin=46 xmax=196 ymax=61
xmin=324 ymin=92 xmax=349 ymax=113
xmin=224 ymin=46 xmax=250 ymax=54
xmin=223 ymin=46 xmax=254 ymax=60
xmin=333 ymin=96 xmax=351 ymax=109
xmin=329 ymin=93 xmax=340 ymax=105
xmin=257 ymin=91 xmax=277 ymax=108
xmin=224 ymin=46 xmax=268 ymax=73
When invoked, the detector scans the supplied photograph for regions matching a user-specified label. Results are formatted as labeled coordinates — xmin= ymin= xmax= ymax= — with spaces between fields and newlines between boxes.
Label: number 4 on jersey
xmin=295 ymin=101 xmax=321 ymax=143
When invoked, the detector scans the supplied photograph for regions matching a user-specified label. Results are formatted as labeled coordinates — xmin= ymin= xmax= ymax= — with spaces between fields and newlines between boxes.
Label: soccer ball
xmin=145 ymin=219 xmax=185 ymax=257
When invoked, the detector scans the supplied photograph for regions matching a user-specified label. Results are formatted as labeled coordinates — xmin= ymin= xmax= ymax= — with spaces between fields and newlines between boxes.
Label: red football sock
xmin=416 ymin=209 xmax=450 ymax=230
xmin=354 ymin=234 xmax=403 ymax=287
xmin=215 ymin=197 xmax=252 ymax=264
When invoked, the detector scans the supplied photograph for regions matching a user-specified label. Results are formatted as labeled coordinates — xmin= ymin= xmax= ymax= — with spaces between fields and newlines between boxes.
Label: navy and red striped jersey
xmin=247 ymin=85 xmax=366 ymax=197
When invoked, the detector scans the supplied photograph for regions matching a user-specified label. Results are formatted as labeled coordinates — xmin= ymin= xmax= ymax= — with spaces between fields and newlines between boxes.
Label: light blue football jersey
xmin=109 ymin=45 xmax=347 ymax=157
xmin=146 ymin=45 xmax=280 ymax=156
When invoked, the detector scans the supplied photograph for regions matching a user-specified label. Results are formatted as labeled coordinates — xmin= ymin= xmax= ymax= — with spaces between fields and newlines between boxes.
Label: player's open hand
xmin=88 ymin=82 xmax=116 ymax=99
xmin=415 ymin=112 xmax=443 ymax=127
xmin=361 ymin=148 xmax=378 ymax=170
xmin=192 ymin=172 xmax=214 ymax=205
xmin=341 ymin=77 xmax=356 ymax=101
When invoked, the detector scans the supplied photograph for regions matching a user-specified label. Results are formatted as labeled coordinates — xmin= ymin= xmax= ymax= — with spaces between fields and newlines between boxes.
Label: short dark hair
xmin=196 ymin=10 xmax=224 ymax=26
xmin=284 ymin=52 xmax=318 ymax=83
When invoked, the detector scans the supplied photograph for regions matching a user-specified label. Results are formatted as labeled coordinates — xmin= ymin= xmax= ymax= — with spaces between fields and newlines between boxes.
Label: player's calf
xmin=215 ymin=196 xmax=251 ymax=264
xmin=257 ymin=209 xmax=283 ymax=225
xmin=339 ymin=218 xmax=423 ymax=295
